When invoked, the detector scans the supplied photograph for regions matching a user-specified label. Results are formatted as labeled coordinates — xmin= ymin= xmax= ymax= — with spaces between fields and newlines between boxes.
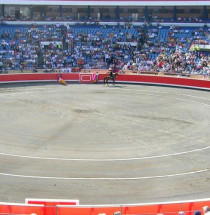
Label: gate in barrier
xmin=79 ymin=73 xmax=98 ymax=84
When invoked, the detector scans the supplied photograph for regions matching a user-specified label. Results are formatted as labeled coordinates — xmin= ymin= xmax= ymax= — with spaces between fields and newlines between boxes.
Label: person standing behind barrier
xmin=194 ymin=210 xmax=201 ymax=215
xmin=203 ymin=206 xmax=210 ymax=215
xmin=178 ymin=211 xmax=185 ymax=215
xmin=113 ymin=211 xmax=121 ymax=215
xmin=92 ymin=72 xmax=99 ymax=83
xmin=108 ymin=68 xmax=114 ymax=79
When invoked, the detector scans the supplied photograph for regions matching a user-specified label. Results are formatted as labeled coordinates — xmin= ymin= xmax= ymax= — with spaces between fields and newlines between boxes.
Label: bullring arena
xmin=0 ymin=73 xmax=210 ymax=210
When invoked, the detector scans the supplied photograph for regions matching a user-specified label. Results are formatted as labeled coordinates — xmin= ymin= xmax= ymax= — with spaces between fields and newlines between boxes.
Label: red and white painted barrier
xmin=98 ymin=74 xmax=210 ymax=90
xmin=0 ymin=202 xmax=44 ymax=215
xmin=0 ymin=73 xmax=79 ymax=83
xmin=79 ymin=73 xmax=93 ymax=84
xmin=24 ymin=199 xmax=79 ymax=215
xmin=0 ymin=73 xmax=210 ymax=90
xmin=0 ymin=199 xmax=209 ymax=215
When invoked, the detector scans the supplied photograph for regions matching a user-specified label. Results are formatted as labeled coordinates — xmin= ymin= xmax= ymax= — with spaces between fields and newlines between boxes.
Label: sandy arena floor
xmin=0 ymin=83 xmax=209 ymax=204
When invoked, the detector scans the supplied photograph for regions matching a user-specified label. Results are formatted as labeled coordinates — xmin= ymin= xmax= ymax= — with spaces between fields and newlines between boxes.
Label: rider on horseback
xmin=104 ymin=67 xmax=119 ymax=85
xmin=108 ymin=68 xmax=114 ymax=80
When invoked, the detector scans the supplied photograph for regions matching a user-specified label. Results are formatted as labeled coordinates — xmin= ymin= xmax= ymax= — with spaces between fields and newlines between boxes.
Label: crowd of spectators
xmin=0 ymin=23 xmax=209 ymax=76
xmin=151 ymin=16 xmax=206 ymax=23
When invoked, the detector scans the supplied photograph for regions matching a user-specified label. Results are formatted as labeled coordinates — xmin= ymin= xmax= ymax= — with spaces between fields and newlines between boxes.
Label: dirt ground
xmin=0 ymin=83 xmax=209 ymax=204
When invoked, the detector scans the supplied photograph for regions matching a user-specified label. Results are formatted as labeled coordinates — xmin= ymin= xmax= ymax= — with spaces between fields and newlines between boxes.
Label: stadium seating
xmin=0 ymin=24 xmax=209 ymax=75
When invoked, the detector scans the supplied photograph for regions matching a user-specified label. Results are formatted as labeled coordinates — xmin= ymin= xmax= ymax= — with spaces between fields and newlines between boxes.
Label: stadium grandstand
xmin=0 ymin=0 xmax=209 ymax=76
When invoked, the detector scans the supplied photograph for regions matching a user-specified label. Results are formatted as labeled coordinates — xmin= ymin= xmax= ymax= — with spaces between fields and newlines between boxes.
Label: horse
xmin=104 ymin=73 xmax=118 ymax=86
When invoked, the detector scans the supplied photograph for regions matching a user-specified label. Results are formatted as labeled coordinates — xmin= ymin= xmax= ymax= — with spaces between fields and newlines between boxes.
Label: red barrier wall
xmin=56 ymin=200 xmax=210 ymax=215
xmin=2 ymin=200 xmax=208 ymax=215
xmin=57 ymin=206 xmax=122 ymax=215
xmin=0 ymin=204 xmax=44 ymax=215
xmin=0 ymin=73 xmax=210 ymax=90
xmin=98 ymin=74 xmax=210 ymax=90
xmin=0 ymin=73 xmax=79 ymax=82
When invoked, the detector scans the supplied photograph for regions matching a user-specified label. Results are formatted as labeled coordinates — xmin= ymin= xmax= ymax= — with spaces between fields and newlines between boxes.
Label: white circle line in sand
xmin=0 ymin=86 xmax=210 ymax=100
xmin=1 ymin=86 xmax=210 ymax=107
xmin=1 ymin=87 xmax=210 ymax=108
xmin=0 ymin=169 xmax=208 ymax=180
xmin=0 ymin=145 xmax=209 ymax=162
